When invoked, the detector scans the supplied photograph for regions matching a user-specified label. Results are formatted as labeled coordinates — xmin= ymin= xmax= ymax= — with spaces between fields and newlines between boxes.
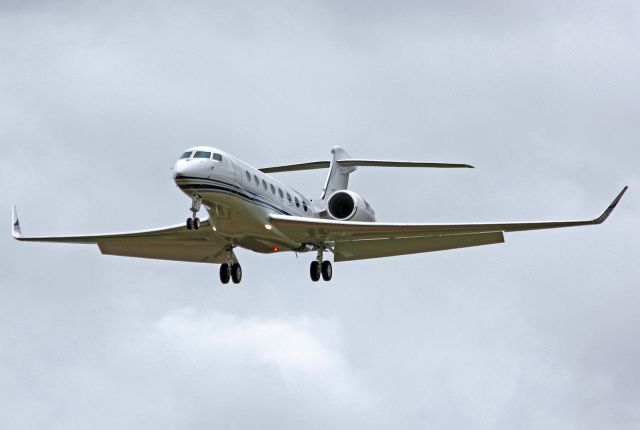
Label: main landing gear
xmin=219 ymin=263 xmax=242 ymax=284
xmin=310 ymin=246 xmax=332 ymax=282
xmin=219 ymin=246 xmax=242 ymax=285
xmin=186 ymin=195 xmax=202 ymax=230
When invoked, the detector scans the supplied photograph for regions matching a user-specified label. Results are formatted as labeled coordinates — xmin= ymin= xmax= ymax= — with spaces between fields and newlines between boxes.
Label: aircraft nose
xmin=173 ymin=161 xmax=182 ymax=179
xmin=174 ymin=158 xmax=205 ymax=180
xmin=173 ymin=159 xmax=190 ymax=179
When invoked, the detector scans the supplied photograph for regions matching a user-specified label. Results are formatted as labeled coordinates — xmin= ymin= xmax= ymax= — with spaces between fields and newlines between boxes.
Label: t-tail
xmin=321 ymin=147 xmax=357 ymax=199
xmin=319 ymin=146 xmax=474 ymax=201
xmin=258 ymin=146 xmax=474 ymax=202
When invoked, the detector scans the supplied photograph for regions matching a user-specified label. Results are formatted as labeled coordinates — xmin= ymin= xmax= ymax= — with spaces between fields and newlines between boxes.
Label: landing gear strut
xmin=310 ymin=246 xmax=332 ymax=282
xmin=219 ymin=246 xmax=242 ymax=285
xmin=186 ymin=195 xmax=202 ymax=230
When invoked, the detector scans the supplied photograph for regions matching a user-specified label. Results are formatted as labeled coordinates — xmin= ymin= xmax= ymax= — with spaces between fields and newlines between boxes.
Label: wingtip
xmin=12 ymin=205 xmax=22 ymax=239
xmin=595 ymin=186 xmax=628 ymax=224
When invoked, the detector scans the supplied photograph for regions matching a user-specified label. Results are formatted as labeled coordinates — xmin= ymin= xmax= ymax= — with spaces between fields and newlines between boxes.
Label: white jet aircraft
xmin=12 ymin=146 xmax=627 ymax=284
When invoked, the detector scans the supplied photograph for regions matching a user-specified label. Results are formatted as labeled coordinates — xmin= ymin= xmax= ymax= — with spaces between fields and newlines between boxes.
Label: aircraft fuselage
xmin=173 ymin=146 xmax=316 ymax=254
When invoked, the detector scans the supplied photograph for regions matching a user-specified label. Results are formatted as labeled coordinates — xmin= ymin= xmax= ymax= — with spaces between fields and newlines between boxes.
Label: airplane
xmin=12 ymin=146 xmax=628 ymax=284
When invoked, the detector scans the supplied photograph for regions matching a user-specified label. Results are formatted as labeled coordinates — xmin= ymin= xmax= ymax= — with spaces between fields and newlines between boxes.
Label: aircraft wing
xmin=12 ymin=207 xmax=227 ymax=264
xmin=269 ymin=187 xmax=628 ymax=262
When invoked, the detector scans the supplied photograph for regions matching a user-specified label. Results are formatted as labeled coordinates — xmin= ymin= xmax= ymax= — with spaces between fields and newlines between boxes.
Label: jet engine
xmin=326 ymin=190 xmax=376 ymax=222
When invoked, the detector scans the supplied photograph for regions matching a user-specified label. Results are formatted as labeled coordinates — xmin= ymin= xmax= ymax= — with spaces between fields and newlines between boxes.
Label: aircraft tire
xmin=310 ymin=261 xmax=321 ymax=282
xmin=321 ymin=261 xmax=332 ymax=281
xmin=231 ymin=263 xmax=242 ymax=284
xmin=193 ymin=217 xmax=200 ymax=230
xmin=220 ymin=263 xmax=231 ymax=284
xmin=186 ymin=217 xmax=193 ymax=230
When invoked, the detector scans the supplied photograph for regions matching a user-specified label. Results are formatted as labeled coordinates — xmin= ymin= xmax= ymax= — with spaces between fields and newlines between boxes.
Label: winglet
xmin=594 ymin=186 xmax=628 ymax=224
xmin=12 ymin=205 xmax=22 ymax=239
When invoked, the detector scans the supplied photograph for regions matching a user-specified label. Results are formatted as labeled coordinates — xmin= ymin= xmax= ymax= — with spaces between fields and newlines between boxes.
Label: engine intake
xmin=327 ymin=190 xmax=376 ymax=222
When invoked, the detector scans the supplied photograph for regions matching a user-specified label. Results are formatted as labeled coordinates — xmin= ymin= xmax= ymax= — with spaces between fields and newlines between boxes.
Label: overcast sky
xmin=1 ymin=1 xmax=639 ymax=429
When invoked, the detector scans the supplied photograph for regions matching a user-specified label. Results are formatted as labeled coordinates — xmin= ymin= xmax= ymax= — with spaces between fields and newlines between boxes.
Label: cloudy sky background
xmin=1 ymin=1 xmax=639 ymax=428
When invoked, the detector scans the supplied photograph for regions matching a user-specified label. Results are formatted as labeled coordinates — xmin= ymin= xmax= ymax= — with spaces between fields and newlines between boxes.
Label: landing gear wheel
xmin=186 ymin=217 xmax=193 ymax=230
xmin=310 ymin=261 xmax=321 ymax=282
xmin=219 ymin=263 xmax=230 ymax=284
xmin=321 ymin=261 xmax=332 ymax=281
xmin=193 ymin=217 xmax=200 ymax=230
xmin=231 ymin=263 xmax=242 ymax=284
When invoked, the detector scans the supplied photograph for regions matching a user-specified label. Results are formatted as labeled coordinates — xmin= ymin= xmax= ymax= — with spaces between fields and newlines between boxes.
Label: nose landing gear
xmin=186 ymin=195 xmax=202 ymax=230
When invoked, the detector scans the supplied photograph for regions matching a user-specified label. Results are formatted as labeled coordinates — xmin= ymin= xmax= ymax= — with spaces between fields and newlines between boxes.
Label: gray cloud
xmin=1 ymin=1 xmax=639 ymax=429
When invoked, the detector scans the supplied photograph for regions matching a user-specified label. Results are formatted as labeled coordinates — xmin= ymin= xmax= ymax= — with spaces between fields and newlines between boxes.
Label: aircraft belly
xmin=202 ymin=192 xmax=302 ymax=253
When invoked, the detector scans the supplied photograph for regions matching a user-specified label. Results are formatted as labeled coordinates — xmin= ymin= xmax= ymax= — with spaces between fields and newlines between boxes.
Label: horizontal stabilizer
xmin=259 ymin=161 xmax=330 ymax=173
xmin=337 ymin=159 xmax=474 ymax=169
xmin=260 ymin=159 xmax=473 ymax=173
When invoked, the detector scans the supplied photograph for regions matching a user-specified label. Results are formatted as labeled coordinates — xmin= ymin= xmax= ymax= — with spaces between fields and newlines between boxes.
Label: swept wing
xmin=12 ymin=207 xmax=227 ymax=264
xmin=269 ymin=187 xmax=628 ymax=261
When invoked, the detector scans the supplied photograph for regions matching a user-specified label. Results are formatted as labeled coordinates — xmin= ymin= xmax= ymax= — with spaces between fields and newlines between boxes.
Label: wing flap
xmin=98 ymin=241 xmax=227 ymax=263
xmin=334 ymin=232 xmax=504 ymax=262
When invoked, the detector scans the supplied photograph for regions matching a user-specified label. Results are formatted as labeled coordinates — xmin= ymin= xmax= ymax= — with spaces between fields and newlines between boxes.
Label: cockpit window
xmin=193 ymin=151 xmax=211 ymax=159
xmin=180 ymin=151 xmax=192 ymax=159
xmin=212 ymin=153 xmax=222 ymax=161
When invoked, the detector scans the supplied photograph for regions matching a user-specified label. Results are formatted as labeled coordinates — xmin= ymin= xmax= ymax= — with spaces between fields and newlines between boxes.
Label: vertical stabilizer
xmin=321 ymin=147 xmax=356 ymax=200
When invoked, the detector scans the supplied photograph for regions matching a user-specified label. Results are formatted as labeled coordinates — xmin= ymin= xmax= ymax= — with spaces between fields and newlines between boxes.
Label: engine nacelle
xmin=326 ymin=190 xmax=376 ymax=222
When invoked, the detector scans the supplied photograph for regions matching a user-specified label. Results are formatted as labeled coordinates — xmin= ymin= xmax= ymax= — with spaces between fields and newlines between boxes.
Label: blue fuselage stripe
xmin=176 ymin=177 xmax=293 ymax=216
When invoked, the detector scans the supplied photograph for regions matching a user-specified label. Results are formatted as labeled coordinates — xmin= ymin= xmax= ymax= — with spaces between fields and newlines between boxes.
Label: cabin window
xmin=262 ymin=179 xmax=267 ymax=190
xmin=286 ymin=193 xmax=292 ymax=204
xmin=254 ymin=175 xmax=259 ymax=186
xmin=180 ymin=151 xmax=192 ymax=159
xmin=278 ymin=188 xmax=284 ymax=199
xmin=270 ymin=184 xmax=276 ymax=194
xmin=303 ymin=202 xmax=308 ymax=212
xmin=294 ymin=197 xmax=300 ymax=208
xmin=193 ymin=151 xmax=211 ymax=159
xmin=246 ymin=171 xmax=251 ymax=181
xmin=212 ymin=153 xmax=222 ymax=161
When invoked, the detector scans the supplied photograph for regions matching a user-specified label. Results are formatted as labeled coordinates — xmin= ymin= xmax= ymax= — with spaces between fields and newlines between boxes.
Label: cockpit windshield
xmin=180 ymin=150 xmax=222 ymax=160
xmin=193 ymin=151 xmax=211 ymax=159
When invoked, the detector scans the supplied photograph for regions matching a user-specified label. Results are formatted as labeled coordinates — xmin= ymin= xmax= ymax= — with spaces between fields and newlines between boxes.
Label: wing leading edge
xmin=12 ymin=206 xmax=227 ymax=264
xmin=269 ymin=187 xmax=628 ymax=261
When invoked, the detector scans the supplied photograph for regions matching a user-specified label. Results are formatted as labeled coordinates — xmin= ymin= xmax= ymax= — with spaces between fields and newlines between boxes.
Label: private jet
xmin=12 ymin=147 xmax=628 ymax=284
